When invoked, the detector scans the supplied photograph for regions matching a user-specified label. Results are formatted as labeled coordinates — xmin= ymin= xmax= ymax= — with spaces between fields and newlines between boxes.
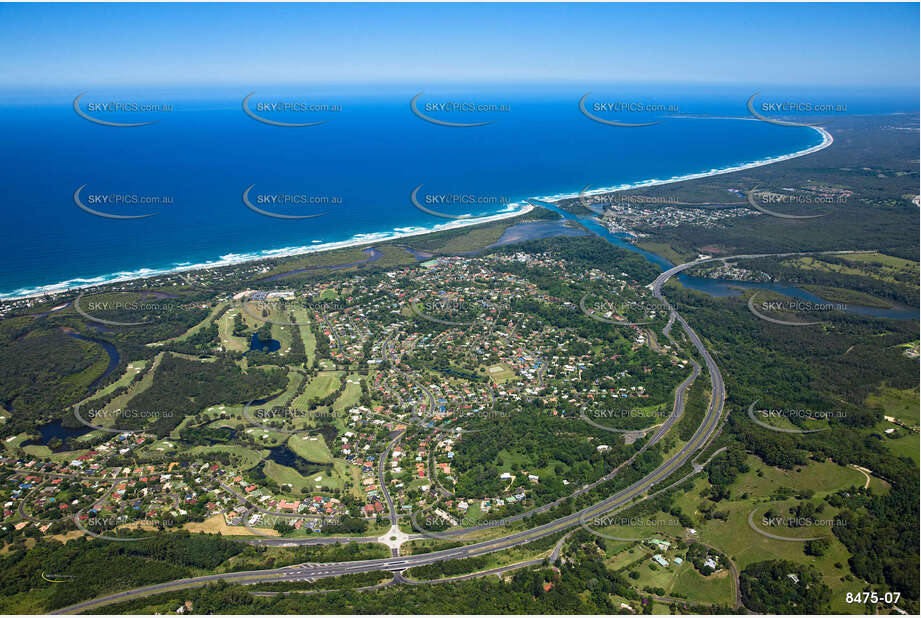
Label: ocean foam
xmin=1 ymin=126 xmax=831 ymax=301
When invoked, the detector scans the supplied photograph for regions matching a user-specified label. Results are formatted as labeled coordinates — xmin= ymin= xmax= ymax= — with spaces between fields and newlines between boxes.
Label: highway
xmin=53 ymin=256 xmax=731 ymax=614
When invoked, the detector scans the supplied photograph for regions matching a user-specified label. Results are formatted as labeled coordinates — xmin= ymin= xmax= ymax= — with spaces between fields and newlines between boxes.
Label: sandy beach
xmin=535 ymin=125 xmax=833 ymax=203
xmin=2 ymin=126 xmax=832 ymax=302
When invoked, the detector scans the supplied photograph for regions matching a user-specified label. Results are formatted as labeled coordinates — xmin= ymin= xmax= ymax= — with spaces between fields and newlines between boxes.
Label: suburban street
xmin=53 ymin=255 xmax=731 ymax=614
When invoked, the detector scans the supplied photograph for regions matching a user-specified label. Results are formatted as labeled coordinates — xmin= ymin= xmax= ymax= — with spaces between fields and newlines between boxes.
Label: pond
xmin=249 ymin=332 xmax=281 ymax=353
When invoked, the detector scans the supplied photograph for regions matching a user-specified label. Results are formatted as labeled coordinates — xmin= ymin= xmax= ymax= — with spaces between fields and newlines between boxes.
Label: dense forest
xmin=0 ymin=328 xmax=107 ymax=423
xmin=740 ymin=560 xmax=832 ymax=613
xmin=667 ymin=285 xmax=919 ymax=603
xmin=118 ymin=354 xmax=287 ymax=435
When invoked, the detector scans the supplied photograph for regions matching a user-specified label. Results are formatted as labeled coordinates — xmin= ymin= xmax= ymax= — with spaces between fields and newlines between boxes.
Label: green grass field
xmin=669 ymin=456 xmax=871 ymax=613
xmin=671 ymin=564 xmax=735 ymax=605
xmin=217 ymin=308 xmax=250 ymax=352
xmin=783 ymin=253 xmax=919 ymax=286
xmin=82 ymin=353 xmax=164 ymax=433
xmin=866 ymin=385 xmax=919 ymax=425
xmin=283 ymin=306 xmax=318 ymax=365
xmin=287 ymin=434 xmax=332 ymax=464
xmin=592 ymin=509 xmax=687 ymax=541
xmin=187 ymin=444 xmax=267 ymax=470
xmin=77 ymin=360 xmax=148 ymax=404
xmin=334 ymin=374 xmax=363 ymax=410
xmin=880 ymin=431 xmax=919 ymax=465
xmin=292 ymin=372 xmax=342 ymax=410
xmin=636 ymin=241 xmax=697 ymax=265
xmin=261 ymin=247 xmax=374 ymax=278
xmin=263 ymin=459 xmax=312 ymax=493
xmin=271 ymin=322 xmax=295 ymax=356
xmin=484 ymin=363 xmax=516 ymax=384
xmin=798 ymin=284 xmax=893 ymax=308
xmin=606 ymin=540 xmax=734 ymax=608
xmin=837 ymin=251 xmax=919 ymax=274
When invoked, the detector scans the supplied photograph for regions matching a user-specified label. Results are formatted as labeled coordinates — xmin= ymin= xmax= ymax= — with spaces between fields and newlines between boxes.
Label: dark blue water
xmin=249 ymin=332 xmax=281 ymax=353
xmin=535 ymin=201 xmax=917 ymax=320
xmin=266 ymin=445 xmax=328 ymax=477
xmin=0 ymin=87 xmax=833 ymax=299
xmin=22 ymin=420 xmax=94 ymax=449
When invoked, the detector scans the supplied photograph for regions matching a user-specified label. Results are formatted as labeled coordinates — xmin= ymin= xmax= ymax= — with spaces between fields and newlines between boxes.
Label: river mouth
xmin=533 ymin=200 xmax=916 ymax=320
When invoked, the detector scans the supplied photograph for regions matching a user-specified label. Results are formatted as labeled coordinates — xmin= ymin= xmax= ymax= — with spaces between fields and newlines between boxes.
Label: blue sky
xmin=0 ymin=3 xmax=917 ymax=88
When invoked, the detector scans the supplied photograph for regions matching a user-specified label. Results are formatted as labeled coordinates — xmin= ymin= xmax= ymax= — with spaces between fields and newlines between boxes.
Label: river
xmin=532 ymin=200 xmax=916 ymax=320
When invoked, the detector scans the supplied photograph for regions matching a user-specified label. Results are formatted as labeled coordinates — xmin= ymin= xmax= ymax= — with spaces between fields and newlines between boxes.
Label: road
xmin=378 ymin=431 xmax=404 ymax=528
xmin=53 ymin=256 xmax=730 ymax=614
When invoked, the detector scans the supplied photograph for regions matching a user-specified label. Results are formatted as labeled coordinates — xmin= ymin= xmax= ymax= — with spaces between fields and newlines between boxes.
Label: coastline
xmin=1 ymin=126 xmax=832 ymax=303
xmin=0 ymin=204 xmax=535 ymax=302
xmin=535 ymin=126 xmax=833 ymax=203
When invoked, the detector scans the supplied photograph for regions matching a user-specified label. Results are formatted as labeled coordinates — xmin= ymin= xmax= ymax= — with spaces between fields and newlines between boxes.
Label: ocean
xmin=1 ymin=84 xmax=901 ymax=299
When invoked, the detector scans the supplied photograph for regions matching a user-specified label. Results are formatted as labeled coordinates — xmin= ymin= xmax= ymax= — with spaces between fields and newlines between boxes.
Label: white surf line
xmin=2 ymin=124 xmax=833 ymax=302
xmin=536 ymin=126 xmax=833 ymax=203
xmin=0 ymin=203 xmax=535 ymax=301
